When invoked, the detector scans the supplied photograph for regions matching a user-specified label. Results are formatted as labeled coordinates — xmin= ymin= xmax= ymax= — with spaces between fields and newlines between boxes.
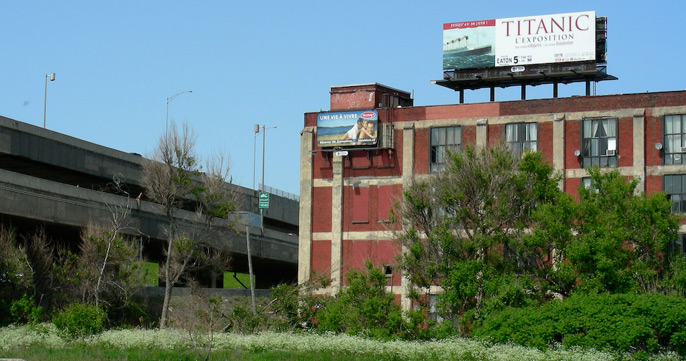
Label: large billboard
xmin=443 ymin=11 xmax=596 ymax=70
xmin=316 ymin=110 xmax=378 ymax=147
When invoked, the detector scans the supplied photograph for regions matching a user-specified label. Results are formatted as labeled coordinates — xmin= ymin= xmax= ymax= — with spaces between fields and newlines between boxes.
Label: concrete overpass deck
xmin=0 ymin=116 xmax=299 ymax=287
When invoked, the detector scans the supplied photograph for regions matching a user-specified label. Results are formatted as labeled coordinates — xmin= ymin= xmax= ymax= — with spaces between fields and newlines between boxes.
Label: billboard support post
xmin=553 ymin=82 xmax=559 ymax=98
xmin=521 ymin=85 xmax=526 ymax=101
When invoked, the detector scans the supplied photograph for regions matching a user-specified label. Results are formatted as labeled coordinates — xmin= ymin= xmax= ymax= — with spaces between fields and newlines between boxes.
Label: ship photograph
xmin=443 ymin=20 xmax=495 ymax=70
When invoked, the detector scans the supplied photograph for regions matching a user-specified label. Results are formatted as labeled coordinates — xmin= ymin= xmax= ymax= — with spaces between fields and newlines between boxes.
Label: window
xmin=669 ymin=234 xmax=686 ymax=255
xmin=428 ymin=294 xmax=444 ymax=322
xmin=505 ymin=123 xmax=537 ymax=158
xmin=664 ymin=174 xmax=686 ymax=213
xmin=664 ymin=114 xmax=686 ymax=165
xmin=582 ymin=118 xmax=617 ymax=168
xmin=581 ymin=177 xmax=593 ymax=190
xmin=430 ymin=126 xmax=462 ymax=173
xmin=352 ymin=186 xmax=369 ymax=223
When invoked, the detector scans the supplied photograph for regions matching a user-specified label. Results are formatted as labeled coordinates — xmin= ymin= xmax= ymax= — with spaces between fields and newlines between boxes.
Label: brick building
xmin=299 ymin=83 xmax=686 ymax=307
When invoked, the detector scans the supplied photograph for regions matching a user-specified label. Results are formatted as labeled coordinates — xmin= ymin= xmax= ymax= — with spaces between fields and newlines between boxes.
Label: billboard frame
xmin=434 ymin=15 xmax=615 ymax=102
xmin=315 ymin=110 xmax=379 ymax=148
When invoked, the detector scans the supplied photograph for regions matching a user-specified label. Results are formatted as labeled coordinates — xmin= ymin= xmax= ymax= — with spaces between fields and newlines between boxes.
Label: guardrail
xmin=258 ymin=184 xmax=299 ymax=202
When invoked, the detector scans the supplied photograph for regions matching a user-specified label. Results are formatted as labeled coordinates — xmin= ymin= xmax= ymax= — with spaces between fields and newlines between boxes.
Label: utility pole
xmin=43 ymin=73 xmax=55 ymax=128
xmin=246 ymin=226 xmax=256 ymax=315
xmin=259 ymin=124 xmax=276 ymax=234
xmin=253 ymin=124 xmax=259 ymax=189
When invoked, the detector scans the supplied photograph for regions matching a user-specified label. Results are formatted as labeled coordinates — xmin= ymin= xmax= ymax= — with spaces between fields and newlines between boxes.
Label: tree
xmin=316 ymin=262 xmax=405 ymax=339
xmin=75 ymin=176 xmax=144 ymax=311
xmin=396 ymin=146 xmax=562 ymax=325
xmin=0 ymin=225 xmax=33 ymax=325
xmin=396 ymin=145 xmax=683 ymax=331
xmin=143 ymin=122 xmax=235 ymax=329
xmin=76 ymin=225 xmax=143 ymax=321
xmin=567 ymin=169 xmax=680 ymax=293
xmin=23 ymin=228 xmax=79 ymax=313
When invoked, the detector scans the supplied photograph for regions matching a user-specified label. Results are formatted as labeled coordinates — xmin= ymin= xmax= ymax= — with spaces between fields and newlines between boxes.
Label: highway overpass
xmin=0 ymin=116 xmax=299 ymax=287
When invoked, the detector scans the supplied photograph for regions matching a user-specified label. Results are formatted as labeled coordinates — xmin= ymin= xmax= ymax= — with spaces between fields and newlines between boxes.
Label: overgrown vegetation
xmin=392 ymin=145 xmax=685 ymax=353
xmin=472 ymin=293 xmax=686 ymax=354
xmin=142 ymin=122 xmax=236 ymax=329
xmin=3 ymin=139 xmax=685 ymax=358
xmin=52 ymin=303 xmax=106 ymax=339
xmin=316 ymin=262 xmax=405 ymax=339
xmin=6 ymin=324 xmax=681 ymax=361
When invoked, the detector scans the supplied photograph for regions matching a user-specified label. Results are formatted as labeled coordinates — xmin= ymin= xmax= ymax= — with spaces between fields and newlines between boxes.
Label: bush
xmin=10 ymin=294 xmax=43 ymax=324
xmin=315 ymin=262 xmax=406 ymax=340
xmin=52 ymin=303 xmax=106 ymax=338
xmin=472 ymin=292 xmax=686 ymax=354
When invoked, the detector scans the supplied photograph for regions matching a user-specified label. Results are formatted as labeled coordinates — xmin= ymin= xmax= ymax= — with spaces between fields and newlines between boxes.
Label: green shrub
xmin=9 ymin=294 xmax=43 ymax=324
xmin=472 ymin=292 xmax=686 ymax=354
xmin=52 ymin=303 xmax=106 ymax=338
xmin=315 ymin=262 xmax=406 ymax=340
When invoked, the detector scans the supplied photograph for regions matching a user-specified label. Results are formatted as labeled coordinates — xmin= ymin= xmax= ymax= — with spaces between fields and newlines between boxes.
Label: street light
xmin=253 ymin=124 xmax=259 ymax=190
xmin=255 ymin=124 xmax=276 ymax=233
xmin=259 ymin=124 xmax=277 ymax=193
xmin=43 ymin=73 xmax=55 ymax=128
xmin=166 ymin=90 xmax=192 ymax=132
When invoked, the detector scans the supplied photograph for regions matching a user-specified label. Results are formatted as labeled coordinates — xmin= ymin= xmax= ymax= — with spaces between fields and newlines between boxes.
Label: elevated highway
xmin=0 ymin=116 xmax=299 ymax=287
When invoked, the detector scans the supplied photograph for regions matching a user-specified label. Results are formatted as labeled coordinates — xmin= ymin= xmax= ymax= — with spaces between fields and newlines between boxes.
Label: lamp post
xmin=246 ymin=124 xmax=275 ymax=314
xmin=259 ymin=125 xmax=277 ymax=193
xmin=166 ymin=90 xmax=192 ymax=133
xmin=256 ymin=125 xmax=276 ymax=233
xmin=43 ymin=73 xmax=55 ymax=128
xmin=253 ymin=124 xmax=259 ymax=189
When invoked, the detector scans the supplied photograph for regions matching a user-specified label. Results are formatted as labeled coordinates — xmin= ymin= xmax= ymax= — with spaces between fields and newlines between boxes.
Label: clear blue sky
xmin=2 ymin=1 xmax=684 ymax=196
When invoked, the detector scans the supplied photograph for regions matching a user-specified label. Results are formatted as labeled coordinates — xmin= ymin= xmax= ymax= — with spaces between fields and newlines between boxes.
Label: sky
xmin=2 ymin=1 xmax=685 ymax=197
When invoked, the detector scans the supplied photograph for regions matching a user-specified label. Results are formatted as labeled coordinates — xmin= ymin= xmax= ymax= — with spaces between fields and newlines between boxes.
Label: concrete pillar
xmin=330 ymin=154 xmax=344 ymax=293
xmin=476 ymin=118 xmax=488 ymax=150
xmin=400 ymin=122 xmax=415 ymax=312
xmin=633 ymin=109 xmax=646 ymax=193
xmin=298 ymin=129 xmax=314 ymax=285
xmin=552 ymin=114 xmax=566 ymax=190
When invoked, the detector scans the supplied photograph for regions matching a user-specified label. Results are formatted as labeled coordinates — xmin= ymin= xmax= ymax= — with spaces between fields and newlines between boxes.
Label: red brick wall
xmin=645 ymin=110 xmax=663 ymax=168
xmin=306 ymin=89 xmax=686 ymax=286
xmin=343 ymin=185 xmax=402 ymax=233
xmin=488 ymin=123 xmax=503 ymax=147
xmin=565 ymin=119 xmax=582 ymax=170
xmin=378 ymin=184 xmax=402 ymax=222
xmin=565 ymin=177 xmax=582 ymax=201
xmin=312 ymin=187 xmax=332 ymax=233
xmin=463 ymin=125 xmax=476 ymax=148
xmin=341 ymin=239 xmax=402 ymax=286
xmin=343 ymin=150 xmax=402 ymax=178
xmin=645 ymin=175 xmax=662 ymax=195
xmin=618 ymin=117 xmax=633 ymax=167
xmin=330 ymin=89 xmax=376 ymax=111
xmin=311 ymin=241 xmax=331 ymax=279
xmin=313 ymin=151 xmax=333 ymax=179
xmin=538 ymin=122 xmax=553 ymax=166
xmin=393 ymin=103 xmax=500 ymax=123
xmin=499 ymin=92 xmax=686 ymax=116
xmin=414 ymin=128 xmax=429 ymax=174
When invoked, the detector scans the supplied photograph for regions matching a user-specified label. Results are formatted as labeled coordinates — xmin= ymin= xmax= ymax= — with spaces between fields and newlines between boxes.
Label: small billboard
xmin=443 ymin=11 xmax=596 ymax=70
xmin=316 ymin=110 xmax=378 ymax=147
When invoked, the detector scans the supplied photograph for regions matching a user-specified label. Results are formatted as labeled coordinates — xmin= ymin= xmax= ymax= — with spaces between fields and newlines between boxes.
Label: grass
xmin=1 ymin=323 xmax=684 ymax=361
xmin=0 ymin=347 xmax=384 ymax=361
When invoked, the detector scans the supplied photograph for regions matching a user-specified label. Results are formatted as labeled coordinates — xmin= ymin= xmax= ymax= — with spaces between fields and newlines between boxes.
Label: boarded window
xmin=352 ymin=186 xmax=369 ymax=223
